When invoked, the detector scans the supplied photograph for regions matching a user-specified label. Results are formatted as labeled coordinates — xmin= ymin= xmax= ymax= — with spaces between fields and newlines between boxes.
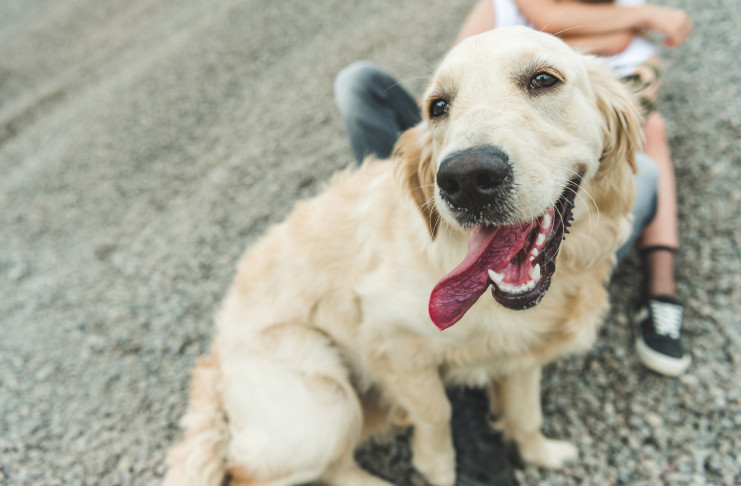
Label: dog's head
xmin=394 ymin=27 xmax=642 ymax=329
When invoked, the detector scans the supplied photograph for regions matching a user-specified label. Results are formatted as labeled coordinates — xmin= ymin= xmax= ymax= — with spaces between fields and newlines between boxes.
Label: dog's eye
xmin=429 ymin=99 xmax=449 ymax=118
xmin=529 ymin=71 xmax=561 ymax=90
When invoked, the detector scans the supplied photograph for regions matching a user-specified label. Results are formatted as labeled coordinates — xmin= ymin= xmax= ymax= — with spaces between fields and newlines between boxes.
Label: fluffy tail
xmin=164 ymin=350 xmax=229 ymax=486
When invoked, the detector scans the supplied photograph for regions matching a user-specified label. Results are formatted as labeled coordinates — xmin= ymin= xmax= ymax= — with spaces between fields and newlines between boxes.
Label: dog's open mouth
xmin=429 ymin=178 xmax=580 ymax=330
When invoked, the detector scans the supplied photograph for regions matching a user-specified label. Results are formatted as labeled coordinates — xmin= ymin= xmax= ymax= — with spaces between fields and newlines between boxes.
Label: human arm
xmin=452 ymin=0 xmax=496 ymax=46
xmin=561 ymin=30 xmax=635 ymax=56
xmin=451 ymin=0 xmax=635 ymax=58
xmin=514 ymin=0 xmax=692 ymax=47
xmin=453 ymin=0 xmax=634 ymax=55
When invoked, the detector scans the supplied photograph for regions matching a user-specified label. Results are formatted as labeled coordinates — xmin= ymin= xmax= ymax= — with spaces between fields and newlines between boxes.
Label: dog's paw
xmin=519 ymin=437 xmax=578 ymax=469
xmin=411 ymin=439 xmax=456 ymax=486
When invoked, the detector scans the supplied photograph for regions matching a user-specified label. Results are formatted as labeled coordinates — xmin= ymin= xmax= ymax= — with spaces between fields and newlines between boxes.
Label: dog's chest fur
xmin=217 ymin=160 xmax=607 ymax=394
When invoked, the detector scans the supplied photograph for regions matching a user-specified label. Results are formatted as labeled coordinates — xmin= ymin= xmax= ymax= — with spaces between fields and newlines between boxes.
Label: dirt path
xmin=1 ymin=0 xmax=738 ymax=484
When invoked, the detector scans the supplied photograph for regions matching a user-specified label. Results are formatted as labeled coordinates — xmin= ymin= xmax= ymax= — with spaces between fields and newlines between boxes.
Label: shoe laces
xmin=649 ymin=300 xmax=683 ymax=339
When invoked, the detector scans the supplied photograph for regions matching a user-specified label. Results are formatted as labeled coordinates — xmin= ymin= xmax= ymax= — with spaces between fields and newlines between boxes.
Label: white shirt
xmin=492 ymin=0 xmax=657 ymax=77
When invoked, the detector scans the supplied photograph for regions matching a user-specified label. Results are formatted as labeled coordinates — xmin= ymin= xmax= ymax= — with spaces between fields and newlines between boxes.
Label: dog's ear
xmin=586 ymin=58 xmax=644 ymax=217
xmin=393 ymin=124 xmax=441 ymax=239
xmin=587 ymin=58 xmax=644 ymax=177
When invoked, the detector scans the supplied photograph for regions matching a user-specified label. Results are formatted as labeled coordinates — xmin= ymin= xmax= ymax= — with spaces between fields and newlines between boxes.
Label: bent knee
xmin=334 ymin=61 xmax=387 ymax=111
xmin=634 ymin=152 xmax=659 ymax=186
xmin=643 ymin=112 xmax=666 ymax=138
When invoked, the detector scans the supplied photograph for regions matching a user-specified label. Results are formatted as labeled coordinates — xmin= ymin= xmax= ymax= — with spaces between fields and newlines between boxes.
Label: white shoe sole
xmin=635 ymin=339 xmax=691 ymax=377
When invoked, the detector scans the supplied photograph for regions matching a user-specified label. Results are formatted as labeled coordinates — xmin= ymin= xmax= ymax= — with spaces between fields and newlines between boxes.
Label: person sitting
xmin=335 ymin=0 xmax=693 ymax=378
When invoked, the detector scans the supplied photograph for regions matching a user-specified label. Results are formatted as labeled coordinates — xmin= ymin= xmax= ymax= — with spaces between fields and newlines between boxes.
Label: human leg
xmin=333 ymin=61 xmax=421 ymax=164
xmin=639 ymin=112 xmax=679 ymax=297
xmin=633 ymin=112 xmax=690 ymax=376
xmin=616 ymin=151 xmax=659 ymax=263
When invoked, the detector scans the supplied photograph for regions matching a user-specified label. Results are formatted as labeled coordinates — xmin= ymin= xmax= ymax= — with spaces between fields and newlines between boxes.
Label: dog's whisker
xmin=575 ymin=191 xmax=600 ymax=233
xmin=549 ymin=170 xmax=601 ymax=232
xmin=557 ymin=168 xmax=599 ymax=218
xmin=540 ymin=0 xmax=606 ymax=37
xmin=553 ymin=24 xmax=601 ymax=37
xmin=419 ymin=193 xmax=437 ymax=212
xmin=566 ymin=184 xmax=600 ymax=233
xmin=384 ymin=75 xmax=433 ymax=95
xmin=550 ymin=265 xmax=580 ymax=287
xmin=409 ymin=182 xmax=436 ymax=194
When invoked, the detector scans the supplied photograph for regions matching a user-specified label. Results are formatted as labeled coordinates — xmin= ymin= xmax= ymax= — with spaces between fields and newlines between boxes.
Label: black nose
xmin=436 ymin=146 xmax=512 ymax=211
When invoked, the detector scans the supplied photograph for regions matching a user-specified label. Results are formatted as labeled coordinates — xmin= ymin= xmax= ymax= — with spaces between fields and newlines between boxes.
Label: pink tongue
xmin=429 ymin=223 xmax=533 ymax=330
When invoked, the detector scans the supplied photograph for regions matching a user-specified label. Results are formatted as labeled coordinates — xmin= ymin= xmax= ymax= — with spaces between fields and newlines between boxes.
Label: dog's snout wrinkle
xmin=437 ymin=146 xmax=512 ymax=213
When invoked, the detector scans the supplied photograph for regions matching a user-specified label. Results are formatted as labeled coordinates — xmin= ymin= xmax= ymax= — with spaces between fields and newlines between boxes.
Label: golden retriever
xmin=164 ymin=26 xmax=642 ymax=486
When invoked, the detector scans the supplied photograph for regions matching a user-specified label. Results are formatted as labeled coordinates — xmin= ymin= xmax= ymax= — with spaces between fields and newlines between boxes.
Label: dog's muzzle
xmin=436 ymin=146 xmax=513 ymax=226
xmin=429 ymin=152 xmax=581 ymax=330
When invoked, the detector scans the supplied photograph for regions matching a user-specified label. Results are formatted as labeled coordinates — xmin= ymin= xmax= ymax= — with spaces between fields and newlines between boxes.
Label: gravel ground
xmin=1 ymin=0 xmax=739 ymax=484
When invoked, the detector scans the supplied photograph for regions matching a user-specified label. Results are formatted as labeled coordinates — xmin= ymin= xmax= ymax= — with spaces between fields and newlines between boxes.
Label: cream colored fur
xmin=165 ymin=27 xmax=642 ymax=486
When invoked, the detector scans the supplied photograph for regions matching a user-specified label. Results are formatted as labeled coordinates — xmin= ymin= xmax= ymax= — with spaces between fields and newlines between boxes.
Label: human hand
xmin=644 ymin=6 xmax=693 ymax=47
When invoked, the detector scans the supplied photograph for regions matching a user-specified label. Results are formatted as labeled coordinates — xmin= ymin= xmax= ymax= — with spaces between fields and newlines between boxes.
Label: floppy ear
xmin=587 ymin=58 xmax=644 ymax=177
xmin=586 ymin=57 xmax=644 ymax=217
xmin=559 ymin=60 xmax=645 ymax=271
xmin=393 ymin=124 xmax=441 ymax=239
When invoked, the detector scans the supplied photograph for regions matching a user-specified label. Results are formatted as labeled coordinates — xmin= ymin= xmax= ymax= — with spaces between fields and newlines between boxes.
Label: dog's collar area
xmin=428 ymin=178 xmax=579 ymax=330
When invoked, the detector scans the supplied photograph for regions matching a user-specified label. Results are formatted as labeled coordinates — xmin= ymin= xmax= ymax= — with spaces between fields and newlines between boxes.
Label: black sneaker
xmin=634 ymin=297 xmax=691 ymax=376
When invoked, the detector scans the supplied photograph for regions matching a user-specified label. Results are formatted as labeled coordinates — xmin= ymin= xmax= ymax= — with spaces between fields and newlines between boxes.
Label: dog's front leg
xmin=493 ymin=366 xmax=578 ymax=468
xmin=382 ymin=365 xmax=455 ymax=486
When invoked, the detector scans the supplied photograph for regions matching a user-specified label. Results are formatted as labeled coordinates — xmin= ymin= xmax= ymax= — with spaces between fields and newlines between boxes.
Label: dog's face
xmin=395 ymin=27 xmax=641 ymax=329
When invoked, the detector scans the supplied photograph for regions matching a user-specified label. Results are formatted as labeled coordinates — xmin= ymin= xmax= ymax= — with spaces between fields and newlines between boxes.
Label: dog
xmin=164 ymin=26 xmax=642 ymax=486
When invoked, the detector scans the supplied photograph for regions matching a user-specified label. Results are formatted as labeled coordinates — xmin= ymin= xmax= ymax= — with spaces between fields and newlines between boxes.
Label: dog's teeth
xmin=491 ymin=269 xmax=539 ymax=295
xmin=529 ymin=263 xmax=541 ymax=282
xmin=530 ymin=248 xmax=539 ymax=257
xmin=536 ymin=233 xmax=546 ymax=247
xmin=488 ymin=269 xmax=505 ymax=284
xmin=542 ymin=213 xmax=552 ymax=230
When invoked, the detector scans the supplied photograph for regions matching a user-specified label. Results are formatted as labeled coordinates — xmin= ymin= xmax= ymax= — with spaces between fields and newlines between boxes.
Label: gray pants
xmin=334 ymin=61 xmax=658 ymax=261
